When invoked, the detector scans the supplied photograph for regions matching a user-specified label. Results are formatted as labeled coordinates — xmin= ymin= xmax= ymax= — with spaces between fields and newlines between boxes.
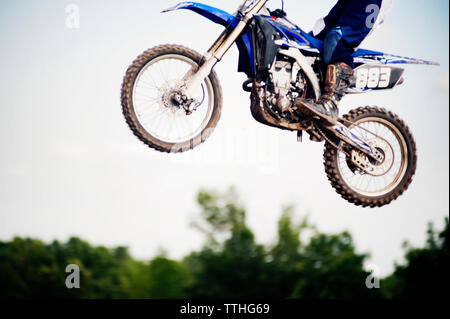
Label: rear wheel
xmin=324 ymin=107 xmax=417 ymax=208
xmin=121 ymin=44 xmax=222 ymax=153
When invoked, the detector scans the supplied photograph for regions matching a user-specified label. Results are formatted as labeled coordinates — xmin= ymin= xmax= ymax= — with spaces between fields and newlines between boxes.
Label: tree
xmin=0 ymin=189 xmax=447 ymax=299
xmin=147 ymin=256 xmax=190 ymax=299
xmin=291 ymin=231 xmax=379 ymax=299
xmin=265 ymin=207 xmax=308 ymax=298
xmin=0 ymin=237 xmax=152 ymax=298
xmin=186 ymin=188 xmax=269 ymax=298
xmin=381 ymin=218 xmax=449 ymax=299
xmin=186 ymin=188 xmax=378 ymax=299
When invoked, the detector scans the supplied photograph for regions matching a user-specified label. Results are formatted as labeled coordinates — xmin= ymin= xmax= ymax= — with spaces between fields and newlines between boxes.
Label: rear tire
xmin=121 ymin=44 xmax=222 ymax=153
xmin=324 ymin=106 xmax=417 ymax=208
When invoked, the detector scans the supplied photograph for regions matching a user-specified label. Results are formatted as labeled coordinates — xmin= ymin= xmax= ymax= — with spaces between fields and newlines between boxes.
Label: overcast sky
xmin=0 ymin=0 xmax=448 ymax=277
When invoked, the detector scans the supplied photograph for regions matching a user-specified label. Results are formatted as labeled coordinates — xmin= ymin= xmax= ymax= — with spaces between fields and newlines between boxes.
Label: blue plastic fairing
xmin=163 ymin=2 xmax=439 ymax=75
xmin=162 ymin=2 xmax=235 ymax=27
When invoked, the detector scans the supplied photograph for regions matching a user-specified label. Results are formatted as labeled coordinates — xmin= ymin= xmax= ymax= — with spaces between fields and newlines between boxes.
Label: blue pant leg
xmin=323 ymin=27 xmax=365 ymax=69
xmin=323 ymin=30 xmax=343 ymax=65
xmin=330 ymin=39 xmax=355 ymax=68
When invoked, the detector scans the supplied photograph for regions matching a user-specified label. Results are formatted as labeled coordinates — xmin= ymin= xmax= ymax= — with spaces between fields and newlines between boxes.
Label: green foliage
xmin=381 ymin=218 xmax=449 ymax=299
xmin=148 ymin=256 xmax=190 ymax=298
xmin=186 ymin=189 xmax=377 ymax=299
xmin=186 ymin=188 xmax=268 ymax=298
xmin=0 ymin=189 xmax=447 ymax=299
xmin=0 ymin=237 xmax=149 ymax=298
xmin=291 ymin=232 xmax=379 ymax=299
xmin=193 ymin=187 xmax=247 ymax=247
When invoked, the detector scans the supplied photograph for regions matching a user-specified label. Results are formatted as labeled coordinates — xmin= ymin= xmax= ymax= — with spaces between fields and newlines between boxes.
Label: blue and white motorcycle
xmin=121 ymin=0 xmax=439 ymax=207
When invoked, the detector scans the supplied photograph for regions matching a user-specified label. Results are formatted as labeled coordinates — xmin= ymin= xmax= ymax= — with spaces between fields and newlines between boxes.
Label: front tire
xmin=324 ymin=107 xmax=417 ymax=208
xmin=121 ymin=45 xmax=223 ymax=153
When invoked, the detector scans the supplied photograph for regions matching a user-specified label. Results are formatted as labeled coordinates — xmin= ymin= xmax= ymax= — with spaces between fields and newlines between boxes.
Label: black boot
xmin=296 ymin=62 xmax=354 ymax=125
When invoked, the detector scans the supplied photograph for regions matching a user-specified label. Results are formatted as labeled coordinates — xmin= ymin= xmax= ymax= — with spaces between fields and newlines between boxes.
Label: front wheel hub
xmin=161 ymin=88 xmax=198 ymax=115
xmin=160 ymin=88 xmax=180 ymax=110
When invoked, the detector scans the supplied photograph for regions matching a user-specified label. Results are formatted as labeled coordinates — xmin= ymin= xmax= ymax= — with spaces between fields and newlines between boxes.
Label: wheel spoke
xmin=335 ymin=115 xmax=409 ymax=198
xmin=131 ymin=54 xmax=214 ymax=144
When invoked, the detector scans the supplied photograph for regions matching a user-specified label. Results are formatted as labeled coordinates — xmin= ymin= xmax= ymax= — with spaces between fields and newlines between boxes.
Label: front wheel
xmin=121 ymin=45 xmax=222 ymax=153
xmin=324 ymin=107 xmax=417 ymax=208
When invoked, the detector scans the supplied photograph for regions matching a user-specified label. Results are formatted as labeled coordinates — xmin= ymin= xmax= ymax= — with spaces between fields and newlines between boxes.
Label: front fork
xmin=179 ymin=0 xmax=268 ymax=100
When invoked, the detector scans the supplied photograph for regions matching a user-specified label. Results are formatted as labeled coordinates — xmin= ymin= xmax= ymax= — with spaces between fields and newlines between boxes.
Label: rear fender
xmin=354 ymin=52 xmax=440 ymax=66
xmin=349 ymin=54 xmax=439 ymax=93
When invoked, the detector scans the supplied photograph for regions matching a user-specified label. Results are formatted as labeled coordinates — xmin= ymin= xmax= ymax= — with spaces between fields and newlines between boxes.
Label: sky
xmin=0 ymin=0 xmax=448 ymax=277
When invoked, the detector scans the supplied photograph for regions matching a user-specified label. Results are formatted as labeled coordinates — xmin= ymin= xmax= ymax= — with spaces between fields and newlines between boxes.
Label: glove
xmin=312 ymin=17 xmax=326 ymax=37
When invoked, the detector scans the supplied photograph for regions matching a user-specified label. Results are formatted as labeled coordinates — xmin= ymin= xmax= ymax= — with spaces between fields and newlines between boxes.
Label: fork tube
xmin=213 ymin=20 xmax=249 ymax=60
xmin=184 ymin=0 xmax=267 ymax=96
xmin=213 ymin=0 xmax=267 ymax=60
xmin=206 ymin=27 xmax=233 ymax=58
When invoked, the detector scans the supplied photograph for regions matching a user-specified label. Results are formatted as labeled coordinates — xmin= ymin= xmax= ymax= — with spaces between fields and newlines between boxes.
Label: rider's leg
xmin=297 ymin=29 xmax=354 ymax=125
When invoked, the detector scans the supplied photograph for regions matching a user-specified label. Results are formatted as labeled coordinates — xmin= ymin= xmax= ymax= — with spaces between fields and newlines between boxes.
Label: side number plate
xmin=352 ymin=65 xmax=404 ymax=90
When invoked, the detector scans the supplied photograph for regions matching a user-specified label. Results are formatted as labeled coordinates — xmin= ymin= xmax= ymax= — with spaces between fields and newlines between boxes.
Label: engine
xmin=265 ymin=56 xmax=308 ymax=121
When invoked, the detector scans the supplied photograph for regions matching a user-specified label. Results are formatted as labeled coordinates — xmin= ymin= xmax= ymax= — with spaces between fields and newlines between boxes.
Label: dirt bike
xmin=121 ymin=0 xmax=439 ymax=208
